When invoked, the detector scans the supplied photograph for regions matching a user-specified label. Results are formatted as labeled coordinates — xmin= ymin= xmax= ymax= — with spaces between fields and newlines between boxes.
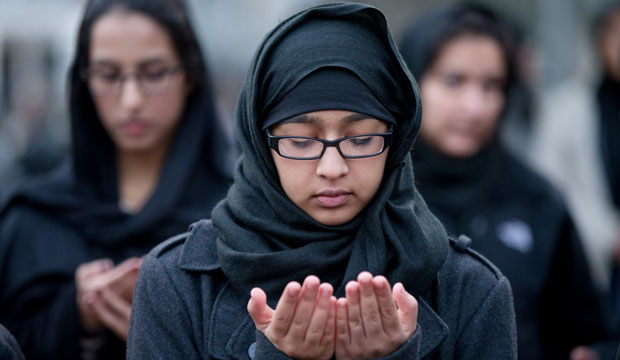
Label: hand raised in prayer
xmin=247 ymin=276 xmax=337 ymax=360
xmin=75 ymin=256 xmax=143 ymax=341
xmin=334 ymin=272 xmax=418 ymax=360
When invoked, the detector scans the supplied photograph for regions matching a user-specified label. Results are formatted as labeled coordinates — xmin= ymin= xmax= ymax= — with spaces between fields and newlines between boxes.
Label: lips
xmin=315 ymin=189 xmax=351 ymax=208
xmin=119 ymin=119 xmax=149 ymax=136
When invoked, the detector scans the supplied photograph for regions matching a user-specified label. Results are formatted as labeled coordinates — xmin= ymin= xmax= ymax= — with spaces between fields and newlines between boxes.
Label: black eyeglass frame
xmin=265 ymin=126 xmax=393 ymax=160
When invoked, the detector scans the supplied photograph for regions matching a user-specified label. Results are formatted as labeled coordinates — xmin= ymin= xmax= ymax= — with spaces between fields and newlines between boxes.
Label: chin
xmin=115 ymin=139 xmax=159 ymax=154
xmin=311 ymin=209 xmax=358 ymax=226
xmin=440 ymin=139 xmax=483 ymax=159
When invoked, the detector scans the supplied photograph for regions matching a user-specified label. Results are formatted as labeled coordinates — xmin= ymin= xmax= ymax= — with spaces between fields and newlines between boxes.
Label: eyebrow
xmin=89 ymin=56 xmax=172 ymax=68
xmin=280 ymin=112 xmax=373 ymax=125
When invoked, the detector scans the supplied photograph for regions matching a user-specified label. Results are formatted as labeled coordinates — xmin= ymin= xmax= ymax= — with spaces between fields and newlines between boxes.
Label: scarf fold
xmin=412 ymin=139 xmax=503 ymax=219
xmin=212 ymin=3 xmax=448 ymax=301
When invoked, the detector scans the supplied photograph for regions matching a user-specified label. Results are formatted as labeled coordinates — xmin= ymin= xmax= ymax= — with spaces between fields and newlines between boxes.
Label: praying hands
xmin=248 ymin=271 xmax=418 ymax=360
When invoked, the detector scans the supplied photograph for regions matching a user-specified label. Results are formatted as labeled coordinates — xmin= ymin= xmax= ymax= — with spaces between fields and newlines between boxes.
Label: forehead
xmin=89 ymin=10 xmax=179 ymax=65
xmin=432 ymin=35 xmax=506 ymax=76
xmin=280 ymin=111 xmax=375 ymax=125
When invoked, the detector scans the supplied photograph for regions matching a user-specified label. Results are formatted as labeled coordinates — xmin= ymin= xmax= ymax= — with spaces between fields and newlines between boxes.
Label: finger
xmin=335 ymin=297 xmax=350 ymax=347
xmin=393 ymin=283 xmax=418 ymax=336
xmin=114 ymin=267 xmax=141 ymax=301
xmin=373 ymin=276 xmax=400 ymax=335
xmin=88 ymin=258 xmax=141 ymax=292
xmin=269 ymin=282 xmax=301 ymax=337
xmin=321 ymin=296 xmax=337 ymax=348
xmin=287 ymin=275 xmax=320 ymax=340
xmin=345 ymin=281 xmax=365 ymax=342
xmin=358 ymin=272 xmax=382 ymax=337
xmin=76 ymin=259 xmax=113 ymax=283
xmin=90 ymin=289 xmax=132 ymax=341
xmin=304 ymin=283 xmax=333 ymax=344
xmin=100 ymin=289 xmax=132 ymax=321
xmin=248 ymin=287 xmax=274 ymax=333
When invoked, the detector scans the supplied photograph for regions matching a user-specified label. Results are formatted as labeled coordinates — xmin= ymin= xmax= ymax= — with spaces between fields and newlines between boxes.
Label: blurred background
xmin=0 ymin=0 xmax=613 ymax=187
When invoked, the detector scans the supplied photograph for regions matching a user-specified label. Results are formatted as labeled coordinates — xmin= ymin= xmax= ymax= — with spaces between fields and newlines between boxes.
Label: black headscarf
xmin=0 ymin=0 xmax=231 ymax=246
xmin=211 ymin=3 xmax=448 ymax=301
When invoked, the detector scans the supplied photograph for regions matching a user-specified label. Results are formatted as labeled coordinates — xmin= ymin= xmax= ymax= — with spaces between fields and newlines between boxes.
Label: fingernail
xmin=349 ymin=285 xmax=358 ymax=296
xmin=374 ymin=278 xmax=387 ymax=289
xmin=307 ymin=279 xmax=317 ymax=291
xmin=288 ymin=283 xmax=300 ymax=296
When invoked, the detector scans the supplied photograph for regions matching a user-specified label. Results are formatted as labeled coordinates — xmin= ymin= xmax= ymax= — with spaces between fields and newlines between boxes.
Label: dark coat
xmin=413 ymin=142 xmax=608 ymax=359
xmin=127 ymin=220 xmax=517 ymax=359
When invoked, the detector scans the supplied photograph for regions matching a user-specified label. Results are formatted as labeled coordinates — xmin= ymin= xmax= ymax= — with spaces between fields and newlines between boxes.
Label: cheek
xmin=479 ymin=93 xmax=504 ymax=133
xmin=271 ymin=152 xmax=313 ymax=204
xmin=420 ymin=86 xmax=454 ymax=138
xmin=92 ymin=97 xmax=118 ymax=131
xmin=351 ymin=155 xmax=387 ymax=200
xmin=148 ymin=92 xmax=186 ymax=128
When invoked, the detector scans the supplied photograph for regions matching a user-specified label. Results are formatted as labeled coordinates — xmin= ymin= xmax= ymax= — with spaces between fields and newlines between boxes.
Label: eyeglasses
xmin=266 ymin=128 xmax=393 ymax=160
xmin=84 ymin=65 xmax=183 ymax=97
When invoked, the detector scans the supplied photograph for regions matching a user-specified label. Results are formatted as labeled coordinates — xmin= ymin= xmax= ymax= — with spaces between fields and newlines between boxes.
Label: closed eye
xmin=287 ymin=139 xmax=314 ymax=149
xmin=350 ymin=136 xmax=372 ymax=147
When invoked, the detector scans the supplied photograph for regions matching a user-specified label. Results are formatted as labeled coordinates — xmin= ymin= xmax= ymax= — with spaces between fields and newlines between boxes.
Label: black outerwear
xmin=412 ymin=140 xmax=608 ymax=359
xmin=127 ymin=220 xmax=516 ymax=359
xmin=0 ymin=35 xmax=231 ymax=360
xmin=597 ymin=75 xmax=620 ymax=211
xmin=127 ymin=3 xmax=517 ymax=358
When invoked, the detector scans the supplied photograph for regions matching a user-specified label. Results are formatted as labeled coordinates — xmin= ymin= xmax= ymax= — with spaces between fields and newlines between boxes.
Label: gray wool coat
xmin=126 ymin=220 xmax=517 ymax=359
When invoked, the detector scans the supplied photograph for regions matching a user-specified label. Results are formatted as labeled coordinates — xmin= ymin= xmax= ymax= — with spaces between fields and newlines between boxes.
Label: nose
xmin=315 ymin=146 xmax=349 ymax=179
xmin=459 ymin=86 xmax=487 ymax=119
xmin=118 ymin=77 xmax=144 ymax=111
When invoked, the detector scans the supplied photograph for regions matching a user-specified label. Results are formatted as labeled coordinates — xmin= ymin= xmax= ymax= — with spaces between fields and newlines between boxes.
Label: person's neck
xmin=116 ymin=142 xmax=170 ymax=214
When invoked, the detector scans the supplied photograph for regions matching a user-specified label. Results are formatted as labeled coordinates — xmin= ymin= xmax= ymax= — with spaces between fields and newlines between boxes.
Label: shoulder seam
xmin=448 ymin=238 xmax=504 ymax=280
xmin=151 ymin=232 xmax=191 ymax=258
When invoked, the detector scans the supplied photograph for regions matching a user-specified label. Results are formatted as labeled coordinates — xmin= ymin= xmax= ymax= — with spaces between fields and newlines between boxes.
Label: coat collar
xmin=179 ymin=219 xmax=220 ymax=272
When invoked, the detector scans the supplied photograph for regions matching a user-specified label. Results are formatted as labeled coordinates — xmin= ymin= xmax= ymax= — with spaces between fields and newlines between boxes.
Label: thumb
xmin=393 ymin=282 xmax=418 ymax=336
xmin=247 ymin=287 xmax=274 ymax=332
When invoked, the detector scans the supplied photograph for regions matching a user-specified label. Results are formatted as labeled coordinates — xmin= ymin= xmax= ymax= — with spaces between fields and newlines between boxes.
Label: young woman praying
xmin=127 ymin=3 xmax=517 ymax=359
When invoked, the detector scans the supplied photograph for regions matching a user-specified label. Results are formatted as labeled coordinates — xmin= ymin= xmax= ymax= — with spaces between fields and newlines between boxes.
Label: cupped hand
xmin=247 ymin=276 xmax=337 ymax=360
xmin=334 ymin=272 xmax=418 ymax=360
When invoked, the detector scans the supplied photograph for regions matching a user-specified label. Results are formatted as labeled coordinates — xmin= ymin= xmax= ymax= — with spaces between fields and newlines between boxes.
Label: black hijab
xmin=211 ymin=3 xmax=448 ymax=301
xmin=0 ymin=0 xmax=231 ymax=246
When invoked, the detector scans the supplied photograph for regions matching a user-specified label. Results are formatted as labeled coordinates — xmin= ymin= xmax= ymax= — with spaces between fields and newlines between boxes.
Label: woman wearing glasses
xmin=127 ymin=3 xmax=516 ymax=359
xmin=0 ymin=0 xmax=231 ymax=358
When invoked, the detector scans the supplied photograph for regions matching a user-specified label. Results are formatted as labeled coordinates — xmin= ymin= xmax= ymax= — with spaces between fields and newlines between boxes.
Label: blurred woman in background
xmin=0 ymin=0 xmax=231 ymax=358
xmin=400 ymin=5 xmax=608 ymax=359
